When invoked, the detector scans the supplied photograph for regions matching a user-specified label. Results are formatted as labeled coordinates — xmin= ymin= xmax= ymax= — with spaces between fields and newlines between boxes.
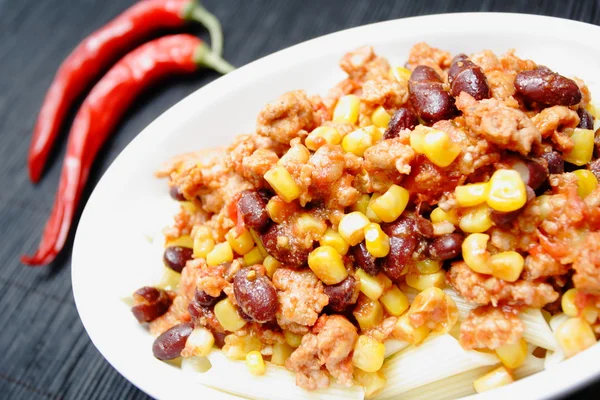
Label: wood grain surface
xmin=1 ymin=0 xmax=599 ymax=398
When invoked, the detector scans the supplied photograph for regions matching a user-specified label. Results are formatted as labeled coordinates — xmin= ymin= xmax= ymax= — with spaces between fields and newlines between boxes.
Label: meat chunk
xmin=273 ymin=268 xmax=329 ymax=333
xmin=360 ymin=78 xmax=409 ymax=111
xmin=363 ymin=138 xmax=415 ymax=191
xmin=148 ymin=296 xmax=190 ymax=336
xmin=257 ymin=90 xmax=316 ymax=144
xmin=446 ymin=261 xmax=558 ymax=308
xmin=523 ymin=247 xmax=569 ymax=280
xmin=460 ymin=306 xmax=524 ymax=350
xmin=241 ymin=148 xmax=279 ymax=187
xmin=573 ymin=232 xmax=600 ymax=293
xmin=286 ymin=315 xmax=358 ymax=390
xmin=531 ymin=106 xmax=579 ymax=152
xmin=407 ymin=42 xmax=452 ymax=76
xmin=456 ymin=92 xmax=541 ymax=155
xmin=339 ymin=46 xmax=390 ymax=83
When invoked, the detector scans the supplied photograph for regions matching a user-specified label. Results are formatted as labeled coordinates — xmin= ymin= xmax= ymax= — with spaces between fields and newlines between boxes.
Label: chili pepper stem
xmin=194 ymin=43 xmax=235 ymax=74
xmin=183 ymin=1 xmax=224 ymax=57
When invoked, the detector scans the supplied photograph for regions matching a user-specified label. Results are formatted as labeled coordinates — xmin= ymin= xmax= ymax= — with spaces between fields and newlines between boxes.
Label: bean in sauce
xmin=350 ymin=242 xmax=379 ymax=275
xmin=383 ymin=107 xmax=419 ymax=139
xmin=514 ymin=67 xmax=582 ymax=106
xmin=409 ymin=66 xmax=457 ymax=124
xmin=324 ymin=276 xmax=359 ymax=312
xmin=152 ymin=322 xmax=194 ymax=360
xmin=163 ymin=246 xmax=193 ymax=273
xmin=233 ymin=268 xmax=278 ymax=323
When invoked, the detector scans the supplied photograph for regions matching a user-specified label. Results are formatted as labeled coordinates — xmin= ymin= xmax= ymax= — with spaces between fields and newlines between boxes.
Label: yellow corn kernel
xmin=459 ymin=204 xmax=493 ymax=233
xmin=462 ymin=233 xmax=492 ymax=274
xmin=409 ymin=130 xmax=426 ymax=154
xmin=573 ymin=169 xmax=598 ymax=199
xmin=495 ymin=338 xmax=527 ymax=369
xmin=405 ymin=270 xmax=446 ymax=291
xmin=214 ymin=298 xmax=246 ymax=332
xmin=194 ymin=225 xmax=212 ymax=238
xmin=430 ymin=207 xmax=459 ymax=225
xmin=415 ymin=259 xmax=442 ymax=274
xmin=243 ymin=247 xmax=264 ymax=266
xmin=226 ymin=227 xmax=255 ymax=256
xmin=353 ymin=369 xmax=387 ymax=398
xmin=356 ymin=268 xmax=386 ymax=301
xmin=352 ymin=335 xmax=385 ymax=373
xmin=279 ymin=143 xmax=310 ymax=166
xmin=245 ymin=351 xmax=266 ymax=376
xmin=486 ymin=169 xmax=527 ymax=212
xmin=263 ymin=255 xmax=281 ymax=278
xmin=379 ymin=285 xmax=410 ymax=316
xmin=342 ymin=128 xmax=373 ymax=157
xmin=556 ymin=317 xmax=597 ymax=358
xmin=353 ymin=295 xmax=384 ymax=331
xmin=193 ymin=235 xmax=215 ymax=259
xmin=423 ymin=130 xmax=461 ymax=167
xmin=338 ymin=211 xmax=370 ymax=246
xmin=271 ymin=342 xmax=295 ymax=366
xmin=264 ymin=166 xmax=301 ymax=203
xmin=223 ymin=334 xmax=261 ymax=360
xmin=390 ymin=66 xmax=411 ymax=82
xmin=371 ymin=106 xmax=392 ymax=128
xmin=393 ymin=313 xmax=430 ymax=345
xmin=455 ymin=182 xmax=490 ymax=207
xmin=295 ymin=213 xmax=328 ymax=239
xmin=586 ymin=103 xmax=598 ymax=118
xmin=563 ymin=128 xmax=594 ymax=166
xmin=333 ymin=94 xmax=360 ymax=124
xmin=474 ymin=366 xmax=514 ymax=393
xmin=366 ymin=193 xmax=383 ymax=223
xmin=319 ymin=228 xmax=350 ymax=256
xmin=490 ymin=251 xmax=525 ymax=282
xmin=370 ymin=185 xmax=410 ymax=223
xmin=408 ymin=287 xmax=458 ymax=333
xmin=582 ymin=306 xmax=599 ymax=325
xmin=206 ymin=242 xmax=234 ymax=267
xmin=165 ymin=235 xmax=193 ymax=248
xmin=364 ymin=125 xmax=384 ymax=143
xmin=364 ymin=223 xmax=390 ymax=258
xmin=351 ymin=194 xmax=371 ymax=215
xmin=180 ymin=201 xmax=197 ymax=213
xmin=284 ymin=331 xmax=303 ymax=348
xmin=185 ymin=327 xmax=215 ymax=357
xmin=308 ymin=246 xmax=348 ymax=285
xmin=305 ymin=126 xmax=342 ymax=151
xmin=562 ymin=288 xmax=579 ymax=317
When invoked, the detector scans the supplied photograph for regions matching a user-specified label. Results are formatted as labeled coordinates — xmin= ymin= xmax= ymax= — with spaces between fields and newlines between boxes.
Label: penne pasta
xmin=544 ymin=313 xmax=569 ymax=369
xmin=513 ymin=354 xmax=545 ymax=379
xmin=443 ymin=287 xmax=476 ymax=320
xmin=384 ymin=339 xmax=410 ymax=358
xmin=519 ymin=308 xmax=557 ymax=351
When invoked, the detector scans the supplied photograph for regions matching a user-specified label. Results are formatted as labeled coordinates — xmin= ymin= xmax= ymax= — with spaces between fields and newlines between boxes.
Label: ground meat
xmin=273 ymin=268 xmax=329 ymax=333
xmin=460 ymin=306 xmax=524 ymax=350
xmin=360 ymin=78 xmax=409 ymax=111
xmin=573 ymin=77 xmax=592 ymax=106
xmin=572 ymin=232 xmax=600 ymax=293
xmin=499 ymin=50 xmax=537 ymax=74
xmin=531 ymin=106 xmax=579 ymax=138
xmin=286 ymin=315 xmax=358 ymax=390
xmin=257 ymin=90 xmax=316 ymax=144
xmin=163 ymin=205 xmax=209 ymax=242
xmin=446 ymin=261 xmax=558 ymax=308
xmin=523 ymin=247 xmax=569 ymax=280
xmin=363 ymin=316 xmax=397 ymax=342
xmin=403 ymin=155 xmax=465 ymax=205
xmin=456 ymin=92 xmax=541 ymax=155
xmin=196 ymin=262 xmax=232 ymax=298
xmin=309 ymin=145 xmax=346 ymax=194
xmin=148 ymin=296 xmax=191 ymax=336
xmin=363 ymin=138 xmax=415 ymax=192
xmin=199 ymin=173 xmax=253 ymax=214
xmin=486 ymin=70 xmax=516 ymax=100
xmin=241 ymin=148 xmax=279 ymax=187
xmin=155 ymin=149 xmax=224 ymax=179
xmin=339 ymin=46 xmax=390 ymax=83
xmin=407 ymin=42 xmax=452 ymax=77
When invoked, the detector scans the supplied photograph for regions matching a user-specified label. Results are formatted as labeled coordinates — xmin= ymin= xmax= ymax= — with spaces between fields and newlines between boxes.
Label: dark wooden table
xmin=1 ymin=0 xmax=599 ymax=398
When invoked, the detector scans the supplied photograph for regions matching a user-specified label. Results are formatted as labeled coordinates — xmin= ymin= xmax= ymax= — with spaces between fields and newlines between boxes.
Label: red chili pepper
xmin=21 ymin=34 xmax=234 ymax=266
xmin=28 ymin=0 xmax=223 ymax=183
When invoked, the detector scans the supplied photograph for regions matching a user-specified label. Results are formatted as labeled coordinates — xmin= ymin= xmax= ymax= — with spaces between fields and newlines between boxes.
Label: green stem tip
xmin=194 ymin=43 xmax=235 ymax=75
xmin=183 ymin=1 xmax=224 ymax=58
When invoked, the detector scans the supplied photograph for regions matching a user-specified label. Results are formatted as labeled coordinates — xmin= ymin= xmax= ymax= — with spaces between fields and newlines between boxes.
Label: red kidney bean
xmin=384 ymin=107 xmax=419 ymax=139
xmin=541 ymin=151 xmax=565 ymax=174
xmin=427 ymin=233 xmax=464 ymax=261
xmin=152 ymin=322 xmax=194 ymax=360
xmin=379 ymin=236 xmax=417 ymax=281
xmin=511 ymin=159 xmax=549 ymax=190
xmin=237 ymin=189 xmax=269 ymax=231
xmin=514 ymin=67 xmax=582 ymax=106
xmin=490 ymin=209 xmax=522 ymax=228
xmin=589 ymin=159 xmax=600 ymax=181
xmin=414 ymin=215 xmax=434 ymax=238
xmin=324 ymin=276 xmax=359 ymax=312
xmin=163 ymin=246 xmax=193 ymax=273
xmin=381 ymin=216 xmax=416 ymax=238
xmin=194 ymin=289 xmax=220 ymax=307
xmin=233 ymin=268 xmax=278 ymax=323
xmin=409 ymin=66 xmax=457 ymax=124
xmin=169 ymin=185 xmax=186 ymax=201
xmin=131 ymin=287 xmax=172 ymax=323
xmin=577 ymin=108 xmax=595 ymax=130
xmin=351 ymin=242 xmax=378 ymax=275
xmin=448 ymin=56 xmax=491 ymax=100
xmin=595 ymin=129 xmax=600 ymax=158
xmin=213 ymin=332 xmax=227 ymax=348
xmin=261 ymin=224 xmax=310 ymax=268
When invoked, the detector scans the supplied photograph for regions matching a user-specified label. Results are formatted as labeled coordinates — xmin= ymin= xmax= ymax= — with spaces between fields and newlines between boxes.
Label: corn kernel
xmin=248 ymin=228 xmax=269 ymax=258
xmin=487 ymin=169 xmax=527 ymax=212
xmin=582 ymin=306 xmax=599 ymax=325
xmin=263 ymin=255 xmax=281 ymax=278
xmin=180 ymin=201 xmax=197 ymax=213
xmin=423 ymin=129 xmax=461 ymax=167
xmin=459 ymin=204 xmax=493 ymax=233
xmin=474 ymin=366 xmax=514 ymax=393
xmin=364 ymin=223 xmax=390 ymax=258
xmin=245 ymin=351 xmax=266 ymax=376
xmin=556 ymin=317 xmax=597 ymax=358
xmin=351 ymin=194 xmax=371 ymax=215
xmin=338 ymin=212 xmax=370 ymax=246
xmin=393 ymin=313 xmax=430 ymax=345
xmin=409 ymin=130 xmax=426 ymax=154
xmin=430 ymin=207 xmax=459 ymax=225
xmin=561 ymin=288 xmax=579 ymax=317
xmin=573 ymin=169 xmax=598 ymax=199
xmin=405 ymin=270 xmax=446 ymax=291
xmin=370 ymin=185 xmax=410 ymax=223
xmin=243 ymin=247 xmax=264 ymax=266
xmin=222 ymin=334 xmax=261 ymax=361
xmin=390 ymin=66 xmax=412 ymax=82
xmin=356 ymin=268 xmax=386 ymax=301
xmin=364 ymin=125 xmax=384 ymax=143
xmin=226 ymin=227 xmax=255 ymax=256
xmin=166 ymin=235 xmax=193 ymax=248
xmin=408 ymin=287 xmax=458 ymax=333
xmin=295 ymin=213 xmax=328 ymax=239
xmin=333 ymin=94 xmax=360 ymax=124
xmin=455 ymin=182 xmax=490 ymax=207
xmin=353 ymin=294 xmax=384 ymax=331
xmin=185 ymin=327 xmax=215 ymax=357
xmin=415 ymin=259 xmax=442 ymax=274
xmin=206 ymin=242 xmax=234 ymax=267
xmin=271 ymin=342 xmax=295 ymax=366
xmin=352 ymin=335 xmax=385 ymax=372
xmin=193 ymin=235 xmax=215 ymax=259
xmin=371 ymin=106 xmax=392 ymax=128
xmin=366 ymin=193 xmax=383 ymax=223
xmin=319 ymin=228 xmax=350 ymax=256
xmin=264 ymin=166 xmax=301 ymax=203
xmin=563 ymin=128 xmax=594 ymax=166
xmin=305 ymin=126 xmax=342 ymax=151
xmin=214 ymin=298 xmax=246 ymax=332
xmin=308 ymin=246 xmax=348 ymax=285
xmin=380 ymin=285 xmax=410 ymax=316
xmin=342 ymin=128 xmax=373 ymax=157
xmin=284 ymin=331 xmax=303 ymax=348
xmin=353 ymin=369 xmax=386 ymax=398
xmin=490 ymin=251 xmax=524 ymax=282
xmin=586 ymin=103 xmax=598 ymax=119
xmin=279 ymin=143 xmax=310 ymax=166
xmin=462 ymin=233 xmax=492 ymax=274
xmin=495 ymin=338 xmax=527 ymax=369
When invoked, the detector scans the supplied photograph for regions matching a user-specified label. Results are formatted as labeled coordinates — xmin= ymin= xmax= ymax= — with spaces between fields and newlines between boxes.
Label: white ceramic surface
xmin=73 ymin=13 xmax=600 ymax=400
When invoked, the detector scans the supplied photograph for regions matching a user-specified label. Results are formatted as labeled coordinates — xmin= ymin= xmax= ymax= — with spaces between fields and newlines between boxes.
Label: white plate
xmin=73 ymin=12 xmax=600 ymax=400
